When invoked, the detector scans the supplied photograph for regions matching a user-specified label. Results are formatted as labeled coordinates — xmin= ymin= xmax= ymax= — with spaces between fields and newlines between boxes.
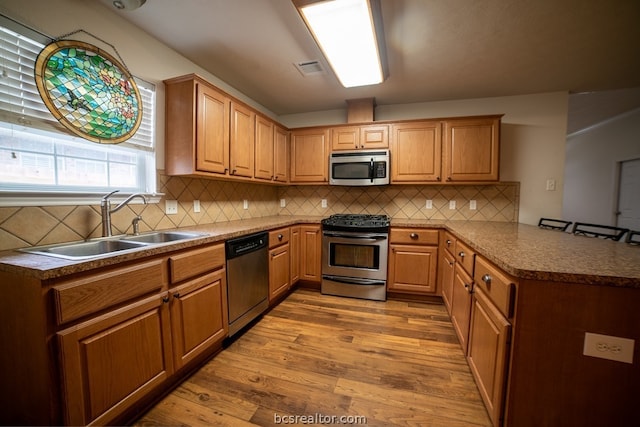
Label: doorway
xmin=616 ymin=158 xmax=640 ymax=230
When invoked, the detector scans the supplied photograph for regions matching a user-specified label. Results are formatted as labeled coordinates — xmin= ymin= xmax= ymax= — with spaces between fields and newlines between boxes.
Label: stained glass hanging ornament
xmin=34 ymin=30 xmax=142 ymax=144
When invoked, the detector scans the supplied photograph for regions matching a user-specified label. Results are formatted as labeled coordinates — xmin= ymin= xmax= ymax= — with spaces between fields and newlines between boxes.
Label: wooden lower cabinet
xmin=169 ymin=269 xmax=227 ymax=369
xmin=57 ymin=293 xmax=173 ymax=426
xmin=269 ymin=243 xmax=290 ymax=301
xmin=290 ymin=226 xmax=300 ymax=284
xmin=440 ymin=249 xmax=455 ymax=313
xmin=388 ymin=245 xmax=438 ymax=294
xmin=451 ymin=264 xmax=473 ymax=352
xmin=300 ymin=225 xmax=321 ymax=282
xmin=467 ymin=287 xmax=511 ymax=427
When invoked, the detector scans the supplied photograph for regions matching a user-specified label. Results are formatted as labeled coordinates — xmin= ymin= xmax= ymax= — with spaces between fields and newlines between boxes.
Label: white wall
xmin=563 ymin=108 xmax=640 ymax=225
xmin=281 ymin=92 xmax=570 ymax=225
xmin=0 ymin=0 xmax=569 ymax=225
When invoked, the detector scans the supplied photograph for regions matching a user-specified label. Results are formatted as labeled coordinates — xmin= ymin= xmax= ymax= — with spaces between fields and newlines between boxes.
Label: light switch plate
xmin=193 ymin=200 xmax=200 ymax=213
xmin=449 ymin=200 xmax=456 ymax=210
xmin=470 ymin=200 xmax=477 ymax=210
xmin=280 ymin=198 xmax=286 ymax=208
xmin=243 ymin=200 xmax=248 ymax=210
xmin=321 ymin=199 xmax=327 ymax=208
xmin=165 ymin=200 xmax=178 ymax=215
xmin=425 ymin=199 xmax=433 ymax=209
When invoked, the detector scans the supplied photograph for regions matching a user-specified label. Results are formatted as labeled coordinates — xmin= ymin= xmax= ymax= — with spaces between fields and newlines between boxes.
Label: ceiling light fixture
xmin=294 ymin=0 xmax=387 ymax=88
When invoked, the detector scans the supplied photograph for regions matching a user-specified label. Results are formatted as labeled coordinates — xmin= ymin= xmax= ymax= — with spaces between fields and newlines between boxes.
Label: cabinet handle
xmin=446 ymin=239 xmax=452 ymax=246
xmin=278 ymin=234 xmax=283 ymax=240
xmin=409 ymin=233 xmax=418 ymax=239
xmin=436 ymin=176 xmax=441 ymax=181
xmin=447 ymin=176 xmax=452 ymax=182
xmin=448 ymin=260 xmax=454 ymax=266
xmin=224 ymin=168 xmax=228 ymax=173
xmin=231 ymin=169 xmax=237 ymax=175
xmin=482 ymin=274 xmax=492 ymax=285
xmin=162 ymin=296 xmax=170 ymax=304
xmin=458 ymin=251 xmax=465 ymax=258
xmin=173 ymin=292 xmax=181 ymax=299
xmin=273 ymin=176 xmax=277 ymax=181
xmin=464 ymin=283 xmax=473 ymax=294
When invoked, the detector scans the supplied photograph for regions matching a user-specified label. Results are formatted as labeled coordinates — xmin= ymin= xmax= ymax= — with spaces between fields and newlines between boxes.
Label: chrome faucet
xmin=101 ymin=190 xmax=148 ymax=237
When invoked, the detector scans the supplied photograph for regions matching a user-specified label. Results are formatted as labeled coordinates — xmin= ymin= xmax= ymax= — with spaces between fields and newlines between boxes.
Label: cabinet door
xmin=361 ymin=124 xmax=389 ymax=149
xmin=441 ymin=250 xmax=455 ymax=314
xmin=300 ymin=225 xmax=321 ymax=282
xmin=269 ymin=243 xmax=290 ymax=302
xmin=230 ymin=102 xmax=255 ymax=178
xmin=391 ymin=121 xmax=442 ymax=182
xmin=331 ymin=126 xmax=359 ymax=150
xmin=196 ymin=83 xmax=230 ymax=174
xmin=255 ymin=115 xmax=275 ymax=181
xmin=290 ymin=226 xmax=300 ymax=284
xmin=387 ymin=244 xmax=438 ymax=294
xmin=451 ymin=264 xmax=473 ymax=352
xmin=170 ymin=269 xmax=228 ymax=370
xmin=57 ymin=293 xmax=173 ymax=426
xmin=290 ymin=129 xmax=329 ymax=183
xmin=467 ymin=288 xmax=511 ymax=427
xmin=274 ymin=126 xmax=289 ymax=182
xmin=443 ymin=117 xmax=500 ymax=182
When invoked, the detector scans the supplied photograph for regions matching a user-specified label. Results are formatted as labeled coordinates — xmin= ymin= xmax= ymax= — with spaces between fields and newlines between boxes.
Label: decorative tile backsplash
xmin=0 ymin=173 xmax=518 ymax=251
xmin=279 ymin=182 xmax=520 ymax=222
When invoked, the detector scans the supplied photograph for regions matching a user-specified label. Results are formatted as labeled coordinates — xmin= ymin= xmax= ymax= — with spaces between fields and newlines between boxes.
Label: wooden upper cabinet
xmin=391 ymin=121 xmax=442 ymax=183
xmin=230 ymin=102 xmax=255 ymax=178
xmin=331 ymin=124 xmax=388 ymax=150
xmin=443 ymin=117 xmax=500 ymax=182
xmin=255 ymin=115 xmax=275 ymax=181
xmin=274 ymin=125 xmax=289 ymax=182
xmin=290 ymin=128 xmax=329 ymax=183
xmin=164 ymin=75 xmax=230 ymax=176
xmin=255 ymin=118 xmax=289 ymax=183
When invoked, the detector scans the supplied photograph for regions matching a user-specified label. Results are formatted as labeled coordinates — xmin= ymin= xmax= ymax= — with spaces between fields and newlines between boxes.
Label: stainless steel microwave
xmin=329 ymin=149 xmax=390 ymax=186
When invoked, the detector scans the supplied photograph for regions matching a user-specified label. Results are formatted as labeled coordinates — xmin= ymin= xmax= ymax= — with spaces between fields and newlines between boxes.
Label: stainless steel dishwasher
xmin=225 ymin=231 xmax=269 ymax=336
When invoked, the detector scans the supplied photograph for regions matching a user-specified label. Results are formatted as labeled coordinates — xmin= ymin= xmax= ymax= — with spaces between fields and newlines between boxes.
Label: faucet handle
xmin=102 ymin=190 xmax=119 ymax=202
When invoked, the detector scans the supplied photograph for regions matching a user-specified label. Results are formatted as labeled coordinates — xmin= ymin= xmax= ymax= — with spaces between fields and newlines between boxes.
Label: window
xmin=0 ymin=16 xmax=156 ymax=204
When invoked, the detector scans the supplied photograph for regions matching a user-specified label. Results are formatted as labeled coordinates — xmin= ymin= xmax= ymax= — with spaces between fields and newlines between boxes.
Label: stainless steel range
xmin=321 ymin=214 xmax=390 ymax=301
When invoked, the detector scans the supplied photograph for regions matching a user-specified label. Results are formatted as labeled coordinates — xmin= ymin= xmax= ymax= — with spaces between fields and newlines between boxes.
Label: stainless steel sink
xmin=120 ymin=231 xmax=203 ymax=244
xmin=20 ymin=231 xmax=205 ymax=260
xmin=22 ymin=239 xmax=148 ymax=260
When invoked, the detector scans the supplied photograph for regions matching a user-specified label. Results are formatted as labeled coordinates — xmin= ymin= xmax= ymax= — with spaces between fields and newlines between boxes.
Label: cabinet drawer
xmin=169 ymin=243 xmax=225 ymax=283
xmin=442 ymin=231 xmax=456 ymax=256
xmin=455 ymin=239 xmax=476 ymax=276
xmin=269 ymin=227 xmax=290 ymax=248
xmin=474 ymin=256 xmax=516 ymax=318
xmin=52 ymin=258 xmax=167 ymax=325
xmin=390 ymin=228 xmax=439 ymax=245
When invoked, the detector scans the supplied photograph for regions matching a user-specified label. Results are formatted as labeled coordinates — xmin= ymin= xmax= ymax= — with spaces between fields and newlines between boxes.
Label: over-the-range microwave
xmin=329 ymin=149 xmax=390 ymax=186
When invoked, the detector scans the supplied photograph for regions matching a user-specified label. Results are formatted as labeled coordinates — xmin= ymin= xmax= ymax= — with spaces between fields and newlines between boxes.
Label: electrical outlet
xmin=280 ymin=198 xmax=286 ymax=208
xmin=546 ymin=178 xmax=556 ymax=191
xmin=321 ymin=199 xmax=327 ymax=208
xmin=243 ymin=199 xmax=249 ymax=210
xmin=193 ymin=200 xmax=200 ymax=213
xmin=583 ymin=332 xmax=634 ymax=364
xmin=165 ymin=200 xmax=178 ymax=215
xmin=449 ymin=200 xmax=456 ymax=210
xmin=469 ymin=200 xmax=477 ymax=210
xmin=425 ymin=199 xmax=433 ymax=209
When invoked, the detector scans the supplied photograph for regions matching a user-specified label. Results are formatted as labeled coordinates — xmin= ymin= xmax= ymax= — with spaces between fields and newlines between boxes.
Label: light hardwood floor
xmin=134 ymin=289 xmax=492 ymax=426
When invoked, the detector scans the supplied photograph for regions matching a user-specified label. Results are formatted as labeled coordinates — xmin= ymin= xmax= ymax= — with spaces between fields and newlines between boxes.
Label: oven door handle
xmin=323 ymin=275 xmax=386 ymax=286
xmin=323 ymin=232 xmax=388 ymax=240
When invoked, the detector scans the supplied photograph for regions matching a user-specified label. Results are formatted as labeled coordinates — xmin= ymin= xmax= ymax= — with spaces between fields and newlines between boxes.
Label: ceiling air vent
xmin=294 ymin=60 xmax=325 ymax=76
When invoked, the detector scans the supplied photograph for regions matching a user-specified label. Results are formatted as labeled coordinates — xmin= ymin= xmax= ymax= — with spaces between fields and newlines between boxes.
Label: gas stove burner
xmin=321 ymin=214 xmax=390 ymax=233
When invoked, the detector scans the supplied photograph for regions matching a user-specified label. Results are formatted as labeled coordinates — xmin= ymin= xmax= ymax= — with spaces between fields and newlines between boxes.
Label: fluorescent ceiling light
xmin=296 ymin=0 xmax=385 ymax=88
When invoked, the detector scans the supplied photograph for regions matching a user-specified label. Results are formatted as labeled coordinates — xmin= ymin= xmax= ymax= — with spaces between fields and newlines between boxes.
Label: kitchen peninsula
xmin=0 ymin=217 xmax=638 ymax=426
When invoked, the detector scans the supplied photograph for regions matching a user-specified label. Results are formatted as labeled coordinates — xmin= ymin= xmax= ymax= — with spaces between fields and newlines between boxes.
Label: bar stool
xmin=538 ymin=218 xmax=572 ymax=231
xmin=572 ymin=222 xmax=629 ymax=241
xmin=627 ymin=230 xmax=640 ymax=245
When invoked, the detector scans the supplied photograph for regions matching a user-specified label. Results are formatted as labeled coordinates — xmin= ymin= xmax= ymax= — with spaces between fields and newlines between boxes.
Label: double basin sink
xmin=21 ymin=231 xmax=205 ymax=261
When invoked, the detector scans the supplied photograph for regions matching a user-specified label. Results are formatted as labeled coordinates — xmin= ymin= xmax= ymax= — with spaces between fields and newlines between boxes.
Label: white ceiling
xmin=99 ymin=0 xmax=640 ymax=133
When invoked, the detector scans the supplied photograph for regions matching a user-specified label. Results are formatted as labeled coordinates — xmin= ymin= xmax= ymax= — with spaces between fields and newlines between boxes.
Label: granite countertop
xmin=0 ymin=216 xmax=638 ymax=288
